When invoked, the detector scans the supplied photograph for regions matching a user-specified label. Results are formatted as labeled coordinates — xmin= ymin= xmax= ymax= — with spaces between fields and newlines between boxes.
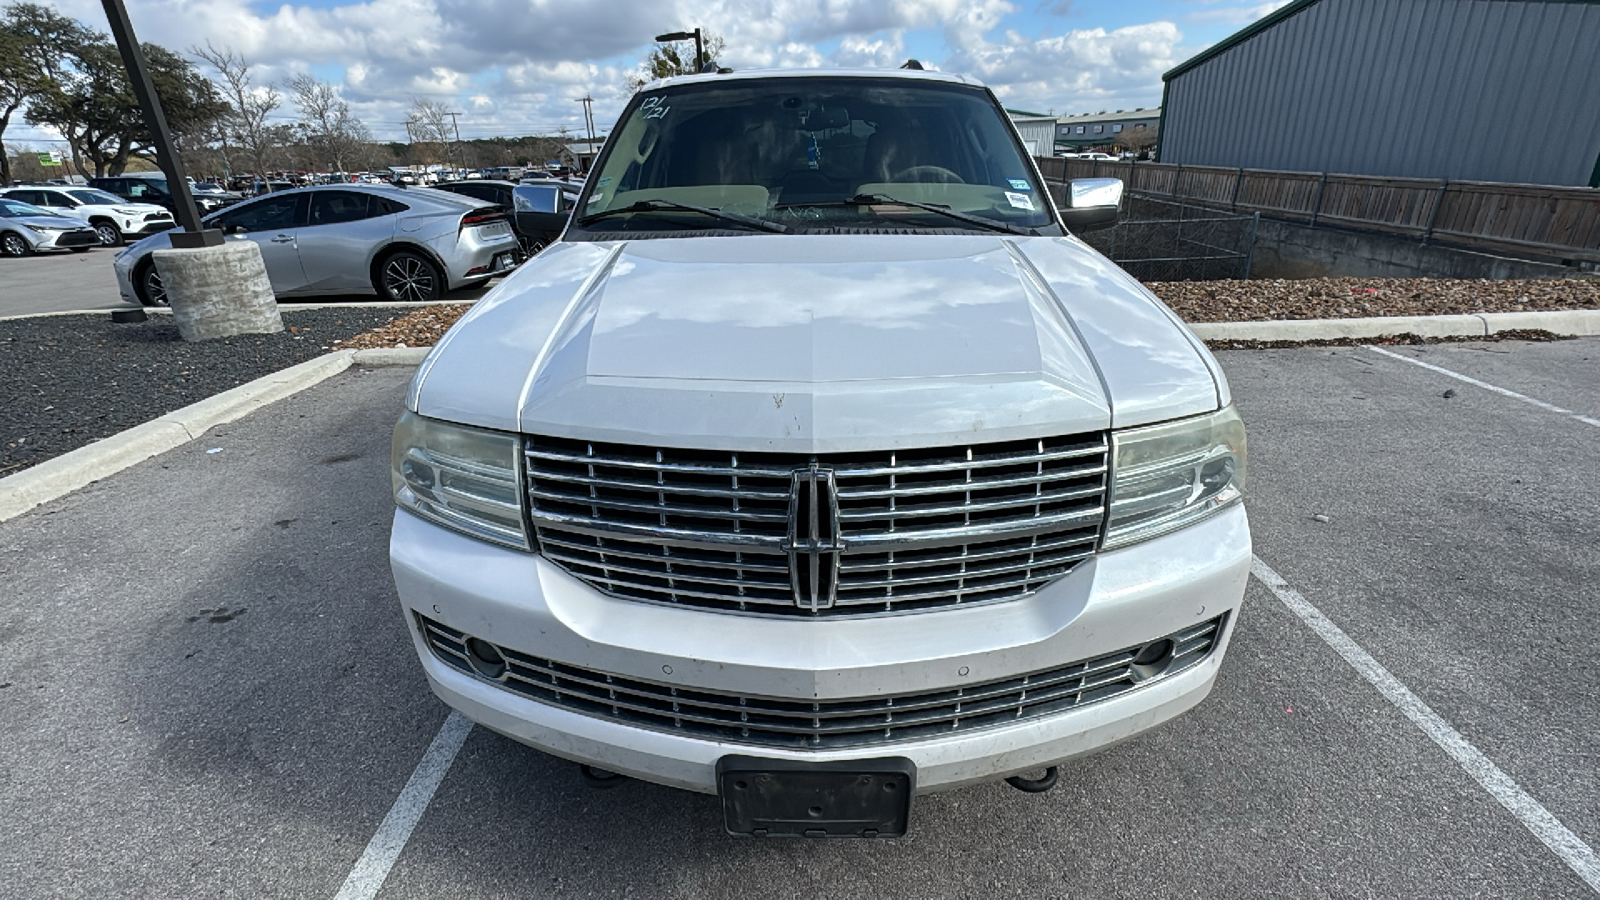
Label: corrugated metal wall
xmin=1161 ymin=0 xmax=1600 ymax=187
xmin=1010 ymin=119 xmax=1058 ymax=158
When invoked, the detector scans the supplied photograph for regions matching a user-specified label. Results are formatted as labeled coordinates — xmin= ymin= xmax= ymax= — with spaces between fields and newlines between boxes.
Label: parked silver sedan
xmin=113 ymin=184 xmax=520 ymax=306
xmin=0 ymin=198 xmax=100 ymax=257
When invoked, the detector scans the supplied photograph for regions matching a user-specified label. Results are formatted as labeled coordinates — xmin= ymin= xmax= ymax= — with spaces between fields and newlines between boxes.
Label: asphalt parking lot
xmin=1 ymin=338 xmax=1596 ymax=898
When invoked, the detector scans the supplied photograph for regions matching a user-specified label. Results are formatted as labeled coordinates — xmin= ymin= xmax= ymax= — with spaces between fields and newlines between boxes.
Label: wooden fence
xmin=1035 ymin=157 xmax=1600 ymax=265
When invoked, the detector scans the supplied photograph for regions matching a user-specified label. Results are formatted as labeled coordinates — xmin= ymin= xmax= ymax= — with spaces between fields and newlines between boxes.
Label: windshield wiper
xmin=778 ymin=193 xmax=1035 ymax=236
xmin=578 ymin=198 xmax=789 ymax=233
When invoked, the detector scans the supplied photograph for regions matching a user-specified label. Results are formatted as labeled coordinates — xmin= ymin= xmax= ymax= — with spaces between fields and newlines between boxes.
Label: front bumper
xmin=29 ymin=228 xmax=98 ymax=251
xmin=391 ymin=503 xmax=1251 ymax=794
xmin=125 ymin=218 xmax=175 ymax=236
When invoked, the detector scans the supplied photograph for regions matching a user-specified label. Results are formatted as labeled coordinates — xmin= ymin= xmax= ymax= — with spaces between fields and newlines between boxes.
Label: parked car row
xmin=0 ymin=186 xmax=174 ymax=247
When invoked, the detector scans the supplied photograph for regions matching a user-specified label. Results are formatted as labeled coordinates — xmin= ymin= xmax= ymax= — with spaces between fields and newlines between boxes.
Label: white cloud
xmin=17 ymin=0 xmax=1177 ymax=144
xmin=1185 ymin=1 xmax=1291 ymax=25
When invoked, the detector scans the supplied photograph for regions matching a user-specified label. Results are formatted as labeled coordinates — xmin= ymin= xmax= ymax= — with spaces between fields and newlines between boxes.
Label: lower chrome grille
xmin=525 ymin=433 xmax=1109 ymax=617
xmin=418 ymin=613 xmax=1226 ymax=749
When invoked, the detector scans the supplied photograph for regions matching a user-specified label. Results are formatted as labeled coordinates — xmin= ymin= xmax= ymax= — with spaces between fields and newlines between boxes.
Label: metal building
xmin=1159 ymin=0 xmax=1600 ymax=187
xmin=1007 ymin=113 xmax=1059 ymax=158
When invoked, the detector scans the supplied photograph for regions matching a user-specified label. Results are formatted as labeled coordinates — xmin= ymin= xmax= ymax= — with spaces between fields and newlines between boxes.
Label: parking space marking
xmin=1251 ymin=557 xmax=1600 ymax=893
xmin=1365 ymin=345 xmax=1600 ymax=428
xmin=333 ymin=712 xmax=474 ymax=900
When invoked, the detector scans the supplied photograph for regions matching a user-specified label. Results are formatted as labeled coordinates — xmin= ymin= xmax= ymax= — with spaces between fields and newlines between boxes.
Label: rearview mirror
xmin=1059 ymin=177 xmax=1123 ymax=233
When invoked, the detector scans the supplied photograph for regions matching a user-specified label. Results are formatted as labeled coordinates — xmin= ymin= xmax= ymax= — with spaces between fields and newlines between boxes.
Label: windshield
xmin=0 ymin=199 xmax=54 ymax=218
xmin=68 ymin=189 xmax=126 ymax=205
xmin=578 ymin=76 xmax=1053 ymax=235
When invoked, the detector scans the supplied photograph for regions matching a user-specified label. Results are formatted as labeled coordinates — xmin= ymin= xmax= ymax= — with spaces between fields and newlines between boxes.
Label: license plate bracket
xmin=716 ymin=755 xmax=914 ymax=838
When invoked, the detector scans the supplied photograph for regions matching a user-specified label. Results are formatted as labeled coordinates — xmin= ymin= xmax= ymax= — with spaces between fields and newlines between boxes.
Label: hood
xmin=412 ymin=235 xmax=1220 ymax=453
xmin=8 ymin=215 xmax=91 ymax=229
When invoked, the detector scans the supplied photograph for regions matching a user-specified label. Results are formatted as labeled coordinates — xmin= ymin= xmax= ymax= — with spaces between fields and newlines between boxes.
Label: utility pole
xmin=575 ymin=96 xmax=596 ymax=171
xmin=445 ymin=110 xmax=464 ymax=175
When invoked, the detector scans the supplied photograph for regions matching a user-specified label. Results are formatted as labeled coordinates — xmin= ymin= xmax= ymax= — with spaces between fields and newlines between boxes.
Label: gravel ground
xmin=0 ymin=309 xmax=400 ymax=474
xmin=339 ymin=276 xmax=1600 ymax=350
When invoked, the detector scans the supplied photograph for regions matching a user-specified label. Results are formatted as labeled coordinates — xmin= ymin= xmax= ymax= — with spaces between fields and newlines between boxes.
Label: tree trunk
xmin=0 ymin=104 xmax=13 ymax=187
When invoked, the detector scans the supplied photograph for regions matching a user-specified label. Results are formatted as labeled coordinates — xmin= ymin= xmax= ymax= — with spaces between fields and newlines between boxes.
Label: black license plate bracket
xmin=716 ymin=755 xmax=914 ymax=838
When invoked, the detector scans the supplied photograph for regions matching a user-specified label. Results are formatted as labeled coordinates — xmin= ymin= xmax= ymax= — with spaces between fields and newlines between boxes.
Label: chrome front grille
xmin=525 ymin=433 xmax=1108 ymax=617
xmin=418 ymin=613 xmax=1226 ymax=749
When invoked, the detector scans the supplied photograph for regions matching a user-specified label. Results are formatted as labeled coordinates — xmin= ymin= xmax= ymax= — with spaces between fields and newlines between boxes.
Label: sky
xmin=14 ymin=0 xmax=1290 ymax=147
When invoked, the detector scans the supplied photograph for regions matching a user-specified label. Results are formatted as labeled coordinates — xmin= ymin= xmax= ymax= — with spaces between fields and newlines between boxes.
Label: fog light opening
xmin=464 ymin=637 xmax=508 ymax=680
xmin=1130 ymin=638 xmax=1175 ymax=681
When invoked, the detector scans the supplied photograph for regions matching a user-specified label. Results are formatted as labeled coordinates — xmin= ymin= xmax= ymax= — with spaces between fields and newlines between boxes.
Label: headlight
xmin=1103 ymin=405 xmax=1246 ymax=550
xmin=115 ymin=207 xmax=141 ymax=215
xmin=392 ymin=411 xmax=529 ymax=550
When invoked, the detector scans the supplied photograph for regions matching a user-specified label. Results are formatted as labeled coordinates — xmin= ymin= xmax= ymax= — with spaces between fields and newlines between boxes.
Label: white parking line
xmin=1251 ymin=557 xmax=1600 ymax=894
xmin=1365 ymin=345 xmax=1600 ymax=428
xmin=333 ymin=712 xmax=474 ymax=900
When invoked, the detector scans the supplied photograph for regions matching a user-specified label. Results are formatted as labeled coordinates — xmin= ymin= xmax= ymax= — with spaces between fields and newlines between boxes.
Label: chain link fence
xmin=1060 ymin=192 xmax=1260 ymax=281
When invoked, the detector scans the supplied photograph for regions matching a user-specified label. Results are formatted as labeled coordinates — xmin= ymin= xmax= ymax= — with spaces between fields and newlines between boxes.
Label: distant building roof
xmin=1056 ymin=108 xmax=1160 ymax=125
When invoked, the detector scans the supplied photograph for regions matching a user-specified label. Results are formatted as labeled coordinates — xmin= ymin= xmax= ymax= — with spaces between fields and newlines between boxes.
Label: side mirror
xmin=1059 ymin=177 xmax=1123 ymax=233
xmin=222 ymin=223 xmax=246 ymax=236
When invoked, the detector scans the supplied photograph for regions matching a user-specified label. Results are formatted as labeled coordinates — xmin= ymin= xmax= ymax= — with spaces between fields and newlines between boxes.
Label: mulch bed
xmin=1 ymin=309 xmax=401 ymax=475
xmin=1148 ymin=276 xmax=1600 ymax=322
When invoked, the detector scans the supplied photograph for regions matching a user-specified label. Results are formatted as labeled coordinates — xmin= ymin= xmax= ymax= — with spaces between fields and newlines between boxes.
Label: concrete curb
xmin=0 ymin=348 xmax=421 ymax=524
xmin=1189 ymin=308 xmax=1600 ymax=341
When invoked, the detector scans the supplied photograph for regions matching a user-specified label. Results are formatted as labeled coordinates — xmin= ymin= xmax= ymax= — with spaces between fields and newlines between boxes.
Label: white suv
xmin=0 ymin=186 xmax=173 ymax=247
xmin=390 ymin=68 xmax=1250 ymax=837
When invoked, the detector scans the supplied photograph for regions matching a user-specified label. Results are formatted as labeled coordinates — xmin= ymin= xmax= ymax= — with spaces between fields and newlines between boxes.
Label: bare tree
xmin=405 ymin=97 xmax=453 ymax=167
xmin=1114 ymin=124 xmax=1158 ymax=157
xmin=193 ymin=42 xmax=280 ymax=177
xmin=288 ymin=73 xmax=370 ymax=174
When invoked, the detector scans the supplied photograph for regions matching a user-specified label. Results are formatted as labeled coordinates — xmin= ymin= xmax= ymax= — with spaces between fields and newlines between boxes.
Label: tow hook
xmin=578 ymin=764 xmax=630 ymax=789
xmin=1005 ymin=766 xmax=1060 ymax=793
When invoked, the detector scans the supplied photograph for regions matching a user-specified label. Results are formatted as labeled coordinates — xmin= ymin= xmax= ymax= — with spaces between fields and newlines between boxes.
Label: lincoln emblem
xmin=787 ymin=464 xmax=843 ymax=610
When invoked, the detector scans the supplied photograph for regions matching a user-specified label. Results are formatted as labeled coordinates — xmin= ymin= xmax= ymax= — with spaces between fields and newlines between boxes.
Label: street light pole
xmin=653 ymin=28 xmax=705 ymax=74
xmin=99 ymin=0 xmax=220 ymax=248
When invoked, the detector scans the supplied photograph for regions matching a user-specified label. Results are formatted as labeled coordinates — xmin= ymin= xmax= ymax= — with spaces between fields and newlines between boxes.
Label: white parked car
xmin=0 ymin=185 xmax=173 ymax=246
xmin=390 ymin=67 xmax=1250 ymax=836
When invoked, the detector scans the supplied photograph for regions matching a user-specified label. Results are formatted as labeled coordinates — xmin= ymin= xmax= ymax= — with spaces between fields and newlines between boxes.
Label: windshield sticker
xmin=596 ymin=176 xmax=613 ymax=188
xmin=640 ymin=96 xmax=671 ymax=120
xmin=587 ymin=192 xmax=604 ymax=205
xmin=1005 ymin=192 xmax=1035 ymax=210
xmin=1007 ymin=179 xmax=1032 ymax=191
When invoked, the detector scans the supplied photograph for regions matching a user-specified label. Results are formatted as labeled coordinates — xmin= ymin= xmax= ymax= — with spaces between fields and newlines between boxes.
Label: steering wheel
xmin=891 ymin=166 xmax=965 ymax=184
